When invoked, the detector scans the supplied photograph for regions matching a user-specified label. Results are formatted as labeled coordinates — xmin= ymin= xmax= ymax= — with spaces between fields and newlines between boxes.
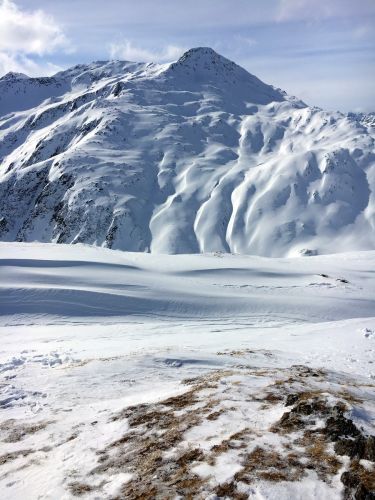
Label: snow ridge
xmin=0 ymin=47 xmax=374 ymax=256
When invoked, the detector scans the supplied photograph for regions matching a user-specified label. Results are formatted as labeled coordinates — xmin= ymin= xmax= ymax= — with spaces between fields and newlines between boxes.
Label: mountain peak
xmin=166 ymin=47 xmax=285 ymax=106
xmin=1 ymin=49 xmax=373 ymax=257
xmin=170 ymin=47 xmax=238 ymax=74
xmin=177 ymin=47 xmax=224 ymax=63
xmin=1 ymin=71 xmax=29 ymax=81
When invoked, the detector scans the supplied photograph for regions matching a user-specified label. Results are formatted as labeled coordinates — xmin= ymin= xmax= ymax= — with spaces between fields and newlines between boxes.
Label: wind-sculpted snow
xmin=0 ymin=243 xmax=375 ymax=498
xmin=0 ymin=47 xmax=374 ymax=256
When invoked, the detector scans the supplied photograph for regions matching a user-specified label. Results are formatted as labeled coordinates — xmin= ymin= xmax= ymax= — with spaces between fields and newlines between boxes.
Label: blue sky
xmin=0 ymin=0 xmax=374 ymax=112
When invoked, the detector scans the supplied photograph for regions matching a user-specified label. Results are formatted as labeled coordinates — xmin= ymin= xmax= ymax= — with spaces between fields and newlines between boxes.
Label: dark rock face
xmin=279 ymin=395 xmax=330 ymax=430
xmin=279 ymin=392 xmax=374 ymax=499
xmin=325 ymin=411 xmax=360 ymax=441
xmin=285 ymin=393 xmax=299 ymax=406
xmin=341 ymin=470 xmax=375 ymax=500
xmin=335 ymin=435 xmax=375 ymax=461
xmin=366 ymin=436 xmax=375 ymax=462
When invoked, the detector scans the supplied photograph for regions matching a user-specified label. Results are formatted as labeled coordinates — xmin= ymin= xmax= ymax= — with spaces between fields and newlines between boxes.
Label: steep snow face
xmin=0 ymin=47 xmax=374 ymax=256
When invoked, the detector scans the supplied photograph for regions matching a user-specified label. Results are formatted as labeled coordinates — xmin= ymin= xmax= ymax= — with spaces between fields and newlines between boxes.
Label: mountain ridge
xmin=0 ymin=47 xmax=374 ymax=256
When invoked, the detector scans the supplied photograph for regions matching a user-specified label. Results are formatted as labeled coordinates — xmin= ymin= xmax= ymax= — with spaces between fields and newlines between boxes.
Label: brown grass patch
xmin=215 ymin=481 xmax=248 ymax=499
xmin=210 ymin=428 xmax=251 ymax=460
xmin=176 ymin=447 xmax=205 ymax=467
xmin=118 ymin=443 xmax=206 ymax=500
xmin=336 ymin=390 xmax=363 ymax=405
xmin=258 ymin=391 xmax=285 ymax=409
xmin=235 ymin=446 xmax=304 ymax=484
xmin=206 ymin=409 xmax=225 ymax=421
xmin=68 ymin=481 xmax=97 ymax=496
xmin=90 ymin=374 xmax=232 ymax=497
xmin=0 ymin=449 xmax=33 ymax=465
xmin=162 ymin=390 xmax=199 ymax=410
xmin=0 ymin=419 xmax=53 ymax=443
xmin=345 ymin=459 xmax=375 ymax=491
xmin=305 ymin=435 xmax=342 ymax=480
xmin=59 ymin=366 xmax=372 ymax=498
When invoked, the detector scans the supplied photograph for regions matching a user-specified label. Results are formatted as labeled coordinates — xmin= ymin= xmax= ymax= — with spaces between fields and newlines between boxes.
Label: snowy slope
xmin=0 ymin=243 xmax=374 ymax=499
xmin=0 ymin=48 xmax=374 ymax=256
xmin=1 ymin=241 xmax=375 ymax=325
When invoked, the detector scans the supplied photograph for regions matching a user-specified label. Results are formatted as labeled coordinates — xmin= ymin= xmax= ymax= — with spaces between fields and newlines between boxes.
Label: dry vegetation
xmin=0 ymin=418 xmax=52 ymax=443
xmin=0 ymin=449 xmax=33 ymax=466
xmin=74 ymin=365 xmax=373 ymax=498
xmin=1 ymin=364 xmax=373 ymax=498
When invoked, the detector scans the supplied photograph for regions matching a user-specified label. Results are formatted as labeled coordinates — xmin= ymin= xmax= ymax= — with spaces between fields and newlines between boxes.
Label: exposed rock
xmin=335 ymin=435 xmax=375 ymax=461
xmin=325 ymin=412 xmax=360 ymax=441
xmin=0 ymin=49 xmax=374 ymax=255
xmin=341 ymin=469 xmax=375 ymax=500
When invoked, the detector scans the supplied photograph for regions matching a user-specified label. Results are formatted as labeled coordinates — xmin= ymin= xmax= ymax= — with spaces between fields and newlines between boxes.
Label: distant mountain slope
xmin=0 ymin=47 xmax=374 ymax=256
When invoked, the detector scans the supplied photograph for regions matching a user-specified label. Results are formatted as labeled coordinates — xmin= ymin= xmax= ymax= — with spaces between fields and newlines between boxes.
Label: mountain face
xmin=0 ymin=47 xmax=374 ymax=256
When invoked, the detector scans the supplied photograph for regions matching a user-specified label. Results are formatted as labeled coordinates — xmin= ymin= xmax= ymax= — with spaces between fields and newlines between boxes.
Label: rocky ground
xmin=2 ymin=362 xmax=374 ymax=499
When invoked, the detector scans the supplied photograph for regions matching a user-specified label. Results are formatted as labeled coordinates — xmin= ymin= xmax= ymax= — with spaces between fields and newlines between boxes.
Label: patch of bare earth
xmin=0 ymin=449 xmax=33 ymax=466
xmin=68 ymin=481 xmax=100 ymax=496
xmin=0 ymin=419 xmax=55 ymax=477
xmin=0 ymin=419 xmax=53 ymax=443
xmin=93 ymin=373 xmax=226 ymax=499
xmin=65 ymin=365 xmax=374 ymax=498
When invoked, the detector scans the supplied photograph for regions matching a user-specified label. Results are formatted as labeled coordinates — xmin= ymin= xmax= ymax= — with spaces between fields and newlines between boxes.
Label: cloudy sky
xmin=0 ymin=0 xmax=374 ymax=112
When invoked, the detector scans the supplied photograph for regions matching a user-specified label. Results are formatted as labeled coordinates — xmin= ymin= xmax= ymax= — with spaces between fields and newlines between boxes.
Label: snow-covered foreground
xmin=0 ymin=243 xmax=374 ymax=499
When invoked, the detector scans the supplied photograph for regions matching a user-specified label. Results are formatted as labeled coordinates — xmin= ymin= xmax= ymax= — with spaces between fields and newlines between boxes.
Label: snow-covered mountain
xmin=0 ymin=47 xmax=374 ymax=256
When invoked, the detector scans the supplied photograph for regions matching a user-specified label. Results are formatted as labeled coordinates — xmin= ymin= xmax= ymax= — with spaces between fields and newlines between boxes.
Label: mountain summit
xmin=0 ymin=48 xmax=374 ymax=256
xmin=169 ymin=46 xmax=246 ymax=77
xmin=166 ymin=47 xmax=286 ymax=106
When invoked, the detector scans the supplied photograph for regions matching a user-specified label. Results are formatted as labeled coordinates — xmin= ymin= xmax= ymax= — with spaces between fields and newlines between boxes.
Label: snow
xmin=0 ymin=46 xmax=374 ymax=499
xmin=0 ymin=242 xmax=374 ymax=498
xmin=0 ymin=47 xmax=374 ymax=256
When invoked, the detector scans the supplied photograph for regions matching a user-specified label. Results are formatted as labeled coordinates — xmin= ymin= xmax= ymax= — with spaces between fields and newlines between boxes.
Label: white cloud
xmin=0 ymin=52 xmax=62 ymax=77
xmin=0 ymin=0 xmax=70 ymax=76
xmin=0 ymin=0 xmax=70 ymax=55
xmin=109 ymin=40 xmax=185 ymax=63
